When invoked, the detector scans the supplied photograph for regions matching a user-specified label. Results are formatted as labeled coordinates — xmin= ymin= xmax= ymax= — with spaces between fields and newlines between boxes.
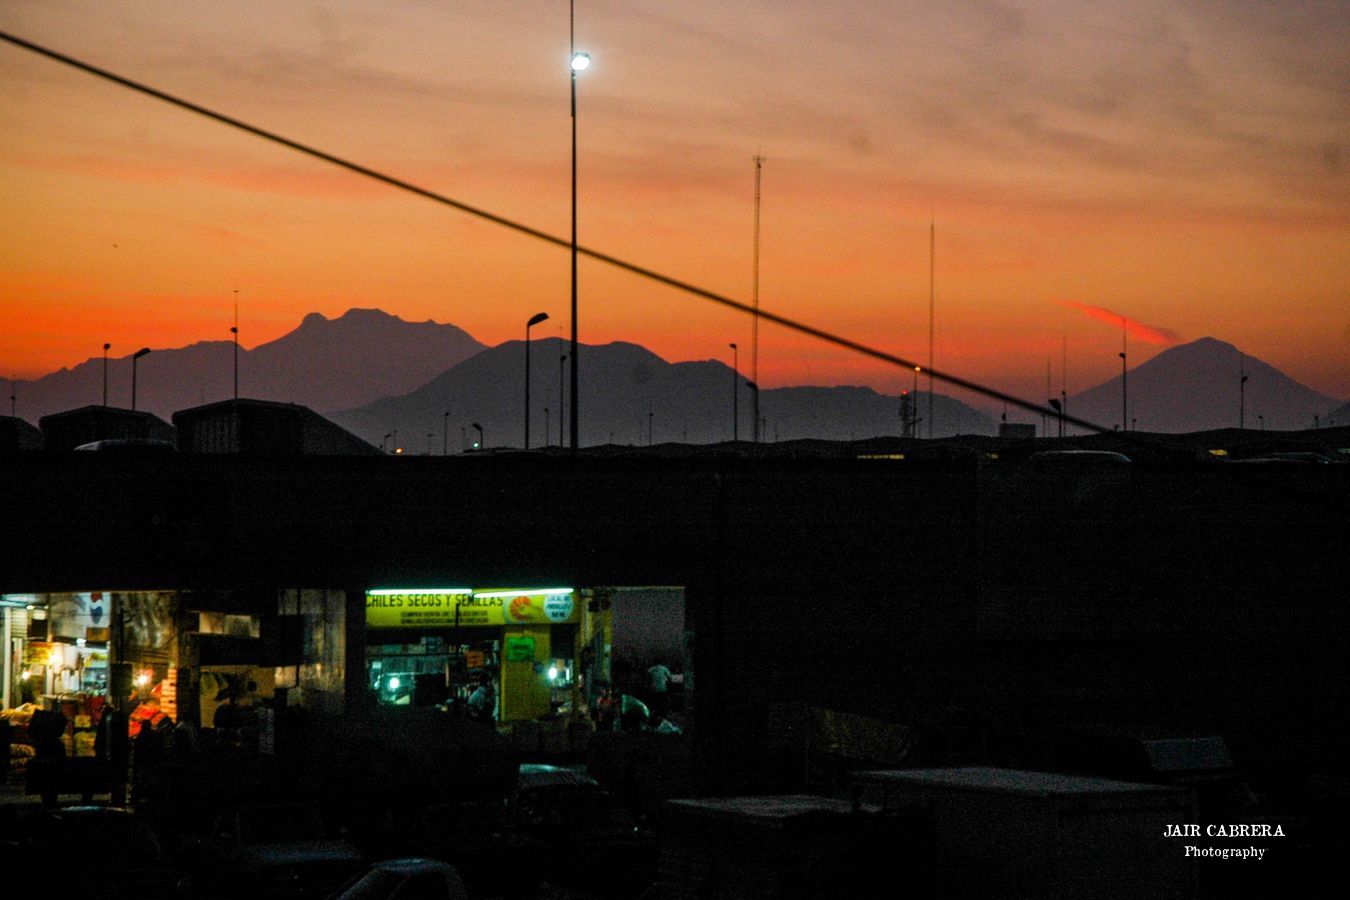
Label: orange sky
xmin=2 ymin=1 xmax=1347 ymax=407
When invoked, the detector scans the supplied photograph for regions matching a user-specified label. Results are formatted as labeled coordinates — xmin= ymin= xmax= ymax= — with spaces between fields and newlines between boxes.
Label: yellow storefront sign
xmin=366 ymin=589 xmax=577 ymax=629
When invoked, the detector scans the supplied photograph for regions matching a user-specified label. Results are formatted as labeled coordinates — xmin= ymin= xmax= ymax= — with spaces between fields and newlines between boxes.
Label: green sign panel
xmin=505 ymin=636 xmax=536 ymax=661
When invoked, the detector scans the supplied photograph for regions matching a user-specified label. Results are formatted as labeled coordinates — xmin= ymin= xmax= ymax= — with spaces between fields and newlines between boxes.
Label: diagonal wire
xmin=1 ymin=29 xmax=1110 ymax=433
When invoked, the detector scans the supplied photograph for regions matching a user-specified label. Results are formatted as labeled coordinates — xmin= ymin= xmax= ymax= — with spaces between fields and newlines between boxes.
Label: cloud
xmin=1056 ymin=300 xmax=1182 ymax=345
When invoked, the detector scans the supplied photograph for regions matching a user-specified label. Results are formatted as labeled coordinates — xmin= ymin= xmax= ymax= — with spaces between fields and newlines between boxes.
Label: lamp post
xmin=745 ymin=380 xmax=759 ymax=443
xmin=443 ymin=411 xmax=451 ymax=455
xmin=559 ymin=354 xmax=568 ymax=447
xmin=1118 ymin=318 xmax=1127 ymax=431
xmin=1118 ymin=350 xmax=1127 ymax=431
xmin=525 ymin=312 xmax=549 ymax=449
xmin=544 ymin=407 xmax=550 ymax=447
xmin=1258 ymin=414 xmax=1264 ymax=431
xmin=232 ymin=287 xmax=239 ymax=400
xmin=381 ymin=432 xmax=392 ymax=453
xmin=471 ymin=422 xmax=484 ymax=450
xmin=131 ymin=347 xmax=150 ymax=411
xmin=1239 ymin=358 xmax=1249 ymax=430
xmin=729 ymin=342 xmax=739 ymax=441
xmin=102 ymin=343 xmax=111 ymax=406
xmin=569 ymin=3 xmax=590 ymax=452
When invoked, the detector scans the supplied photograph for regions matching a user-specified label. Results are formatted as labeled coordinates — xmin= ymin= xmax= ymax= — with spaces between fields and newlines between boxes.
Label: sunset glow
xmin=2 ymin=1 xmax=1346 ymax=408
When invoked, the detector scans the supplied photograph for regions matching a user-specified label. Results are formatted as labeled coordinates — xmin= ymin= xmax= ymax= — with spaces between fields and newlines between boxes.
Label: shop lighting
xmin=20 ymin=670 xmax=31 ymax=681
xmin=367 ymin=588 xmax=473 ymax=596
xmin=135 ymin=672 xmax=150 ymax=687
xmin=472 ymin=588 xmax=574 ymax=599
xmin=388 ymin=676 xmax=401 ymax=691
xmin=548 ymin=666 xmax=559 ymax=682
xmin=76 ymin=638 xmax=86 ymax=647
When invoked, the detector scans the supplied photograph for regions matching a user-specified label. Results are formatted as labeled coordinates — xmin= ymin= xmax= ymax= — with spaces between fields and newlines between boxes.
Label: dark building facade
xmin=38 ymin=405 xmax=175 ymax=451
xmin=173 ymin=398 xmax=379 ymax=455
xmin=0 ymin=414 xmax=43 ymax=451
xmin=2 ymin=436 xmax=1347 ymax=791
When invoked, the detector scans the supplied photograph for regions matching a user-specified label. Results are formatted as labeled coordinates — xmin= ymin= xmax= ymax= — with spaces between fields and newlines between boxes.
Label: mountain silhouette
xmin=331 ymin=336 xmax=998 ymax=451
xmin=10 ymin=309 xmax=484 ymax=423
xmin=1066 ymin=337 xmax=1340 ymax=433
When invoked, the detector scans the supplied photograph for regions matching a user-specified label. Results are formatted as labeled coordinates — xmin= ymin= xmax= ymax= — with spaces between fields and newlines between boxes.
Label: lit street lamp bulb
xmin=571 ymin=52 xmax=591 ymax=72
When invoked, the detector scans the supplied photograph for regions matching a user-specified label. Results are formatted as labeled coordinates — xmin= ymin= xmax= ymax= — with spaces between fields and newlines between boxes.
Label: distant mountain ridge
xmin=11 ymin=309 xmax=485 ymax=423
xmin=12 ymin=314 xmax=1341 ymax=440
xmin=331 ymin=336 xmax=998 ymax=450
xmin=1064 ymin=337 xmax=1340 ymax=433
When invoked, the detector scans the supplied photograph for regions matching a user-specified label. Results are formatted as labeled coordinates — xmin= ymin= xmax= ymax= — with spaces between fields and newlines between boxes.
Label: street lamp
xmin=102 ymin=343 xmax=111 ymax=407
xmin=1240 ymin=362 xmax=1249 ymax=430
xmin=232 ymin=287 xmax=240 ymax=400
xmin=569 ymin=3 xmax=590 ymax=452
xmin=559 ymin=353 xmax=568 ymax=446
xmin=525 ymin=312 xmax=549 ymax=449
xmin=912 ymin=365 xmax=920 ymax=431
xmin=471 ymin=422 xmax=484 ymax=450
xmin=729 ymin=343 xmax=739 ymax=442
xmin=131 ymin=347 xmax=150 ymax=411
xmin=745 ymin=380 xmax=759 ymax=442
xmin=381 ymin=432 xmax=392 ymax=453
xmin=544 ymin=407 xmax=550 ymax=447
xmin=443 ymin=411 xmax=451 ymax=455
xmin=1118 ymin=349 xmax=1127 ymax=431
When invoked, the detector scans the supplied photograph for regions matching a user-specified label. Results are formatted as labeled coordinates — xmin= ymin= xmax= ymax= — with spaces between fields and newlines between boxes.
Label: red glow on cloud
xmin=1056 ymin=300 xmax=1181 ymax=345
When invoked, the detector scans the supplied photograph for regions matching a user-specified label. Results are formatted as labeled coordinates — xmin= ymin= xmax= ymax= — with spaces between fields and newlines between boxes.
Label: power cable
xmin=0 ymin=31 xmax=1179 ymax=439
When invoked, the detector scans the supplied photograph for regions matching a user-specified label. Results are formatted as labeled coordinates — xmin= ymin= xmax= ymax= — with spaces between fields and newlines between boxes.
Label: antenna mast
xmin=752 ymin=155 xmax=764 ymax=443
xmin=927 ymin=218 xmax=934 ymax=438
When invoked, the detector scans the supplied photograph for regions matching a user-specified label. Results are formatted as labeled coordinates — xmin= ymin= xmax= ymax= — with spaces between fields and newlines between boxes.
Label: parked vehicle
xmin=512 ymin=764 xmax=657 ymax=898
xmin=327 ymin=858 xmax=467 ymax=900
xmin=405 ymin=799 xmax=546 ymax=899
xmin=1 ymin=806 xmax=192 ymax=898
xmin=189 ymin=801 xmax=363 ymax=898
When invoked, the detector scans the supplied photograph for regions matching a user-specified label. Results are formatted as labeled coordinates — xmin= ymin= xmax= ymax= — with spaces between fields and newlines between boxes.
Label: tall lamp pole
xmin=569 ymin=4 xmax=589 ymax=452
xmin=525 ymin=312 xmax=549 ymax=449
xmin=443 ymin=411 xmax=451 ymax=456
xmin=745 ymin=380 xmax=759 ymax=444
xmin=1239 ymin=355 xmax=1248 ymax=430
xmin=131 ymin=347 xmax=150 ymax=412
xmin=232 ymin=287 xmax=239 ymax=400
xmin=559 ymin=354 xmax=568 ymax=446
xmin=471 ymin=422 xmax=484 ymax=450
xmin=729 ymin=342 xmax=739 ymax=441
xmin=1118 ymin=318 xmax=1127 ymax=431
xmin=102 ymin=343 xmax=111 ymax=406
